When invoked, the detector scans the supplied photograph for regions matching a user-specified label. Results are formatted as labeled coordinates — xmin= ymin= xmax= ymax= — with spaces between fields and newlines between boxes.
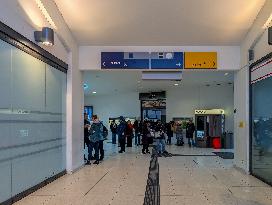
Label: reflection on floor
xmin=14 ymin=142 xmax=272 ymax=205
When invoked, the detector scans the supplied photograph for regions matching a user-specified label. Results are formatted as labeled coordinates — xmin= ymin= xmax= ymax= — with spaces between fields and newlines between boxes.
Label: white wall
xmin=167 ymin=85 xmax=234 ymax=132
xmin=79 ymin=46 xmax=240 ymax=71
xmin=234 ymin=0 xmax=272 ymax=172
xmin=85 ymin=92 xmax=140 ymax=127
xmin=85 ymin=84 xmax=234 ymax=132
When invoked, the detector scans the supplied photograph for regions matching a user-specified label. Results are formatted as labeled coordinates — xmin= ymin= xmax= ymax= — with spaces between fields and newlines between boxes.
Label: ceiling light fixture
xmin=34 ymin=27 xmax=54 ymax=46
xmin=174 ymin=83 xmax=179 ymax=86
xmin=92 ymin=91 xmax=97 ymax=94
xmin=224 ymin=72 xmax=229 ymax=76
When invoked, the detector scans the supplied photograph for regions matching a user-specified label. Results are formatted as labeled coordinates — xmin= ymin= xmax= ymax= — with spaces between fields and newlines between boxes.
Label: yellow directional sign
xmin=184 ymin=52 xmax=217 ymax=69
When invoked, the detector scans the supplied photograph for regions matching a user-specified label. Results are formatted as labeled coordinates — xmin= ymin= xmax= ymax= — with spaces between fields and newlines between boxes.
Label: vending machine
xmin=195 ymin=109 xmax=225 ymax=148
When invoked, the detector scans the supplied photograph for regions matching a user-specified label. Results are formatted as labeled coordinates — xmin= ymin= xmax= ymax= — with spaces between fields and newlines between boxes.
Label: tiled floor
xmin=14 ymin=142 xmax=272 ymax=205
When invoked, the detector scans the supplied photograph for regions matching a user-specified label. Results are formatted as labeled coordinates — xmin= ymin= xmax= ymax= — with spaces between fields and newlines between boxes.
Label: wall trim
xmin=0 ymin=20 xmax=68 ymax=73
xmin=1 ymin=170 xmax=66 ymax=205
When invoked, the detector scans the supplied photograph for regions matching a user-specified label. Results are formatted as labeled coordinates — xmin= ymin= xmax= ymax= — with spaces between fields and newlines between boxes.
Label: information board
xmin=101 ymin=52 xmax=149 ymax=69
xmin=151 ymin=52 xmax=183 ymax=69
xmin=184 ymin=52 xmax=217 ymax=69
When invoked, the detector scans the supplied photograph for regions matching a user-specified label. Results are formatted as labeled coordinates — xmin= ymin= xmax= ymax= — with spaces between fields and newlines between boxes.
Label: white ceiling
xmin=83 ymin=70 xmax=235 ymax=96
xmin=54 ymin=0 xmax=265 ymax=46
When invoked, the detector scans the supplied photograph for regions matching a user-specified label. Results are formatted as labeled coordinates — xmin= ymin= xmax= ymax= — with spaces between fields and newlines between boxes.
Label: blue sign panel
xmin=101 ymin=52 xmax=149 ymax=69
xmin=151 ymin=52 xmax=183 ymax=69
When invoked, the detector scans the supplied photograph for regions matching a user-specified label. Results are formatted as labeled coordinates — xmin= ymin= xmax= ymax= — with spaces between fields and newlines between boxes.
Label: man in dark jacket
xmin=133 ymin=120 xmax=140 ymax=146
xmin=186 ymin=120 xmax=195 ymax=147
xmin=117 ymin=116 xmax=127 ymax=153
xmin=110 ymin=120 xmax=117 ymax=144
xmin=84 ymin=113 xmax=92 ymax=164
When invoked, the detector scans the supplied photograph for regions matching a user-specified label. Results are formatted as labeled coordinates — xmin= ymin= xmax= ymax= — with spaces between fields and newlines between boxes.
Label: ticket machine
xmin=195 ymin=109 xmax=225 ymax=148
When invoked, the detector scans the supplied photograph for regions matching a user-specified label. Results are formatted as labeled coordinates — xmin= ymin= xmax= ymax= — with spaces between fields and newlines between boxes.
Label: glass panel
xmin=0 ymin=40 xmax=12 ymax=202
xmin=12 ymin=48 xmax=45 ymax=111
xmin=252 ymin=76 xmax=272 ymax=184
xmin=0 ymin=41 xmax=12 ymax=108
xmin=0 ymin=37 xmax=66 ymax=203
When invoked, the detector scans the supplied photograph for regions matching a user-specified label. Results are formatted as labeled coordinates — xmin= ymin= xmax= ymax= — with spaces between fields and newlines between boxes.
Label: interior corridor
xmin=13 ymin=143 xmax=272 ymax=205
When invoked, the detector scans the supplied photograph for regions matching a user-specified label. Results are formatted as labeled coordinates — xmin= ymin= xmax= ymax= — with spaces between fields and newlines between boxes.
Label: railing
xmin=143 ymin=148 xmax=160 ymax=205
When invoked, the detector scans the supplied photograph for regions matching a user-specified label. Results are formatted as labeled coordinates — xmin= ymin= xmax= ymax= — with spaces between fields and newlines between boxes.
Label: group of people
xmin=84 ymin=113 xmax=108 ymax=165
xmin=84 ymin=113 xmax=196 ymax=165
xmin=110 ymin=117 xmax=196 ymax=156
xmin=165 ymin=120 xmax=196 ymax=147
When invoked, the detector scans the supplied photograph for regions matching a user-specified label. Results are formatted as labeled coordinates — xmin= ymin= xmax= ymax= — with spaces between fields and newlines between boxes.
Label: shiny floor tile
xmin=13 ymin=142 xmax=272 ymax=205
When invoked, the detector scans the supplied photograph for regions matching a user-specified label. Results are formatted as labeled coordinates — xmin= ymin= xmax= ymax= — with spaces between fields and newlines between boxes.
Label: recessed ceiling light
xmin=92 ymin=91 xmax=97 ymax=94
xmin=224 ymin=72 xmax=229 ymax=76
xmin=174 ymin=83 xmax=179 ymax=86
xmin=137 ymin=81 xmax=141 ymax=83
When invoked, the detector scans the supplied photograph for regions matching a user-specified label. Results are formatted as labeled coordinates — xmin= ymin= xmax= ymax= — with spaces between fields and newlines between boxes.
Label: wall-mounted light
xmin=83 ymin=83 xmax=88 ymax=90
xmin=263 ymin=13 xmax=272 ymax=29
xmin=34 ymin=27 xmax=54 ymax=46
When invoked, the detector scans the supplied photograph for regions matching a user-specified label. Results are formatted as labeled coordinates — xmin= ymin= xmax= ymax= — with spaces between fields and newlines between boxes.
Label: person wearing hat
xmin=117 ymin=116 xmax=127 ymax=153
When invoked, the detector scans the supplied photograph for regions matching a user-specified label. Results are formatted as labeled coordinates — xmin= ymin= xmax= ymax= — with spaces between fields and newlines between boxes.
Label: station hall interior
xmin=0 ymin=0 xmax=272 ymax=205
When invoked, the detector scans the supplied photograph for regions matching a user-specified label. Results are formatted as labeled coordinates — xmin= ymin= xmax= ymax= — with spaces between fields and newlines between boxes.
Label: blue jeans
xmin=135 ymin=132 xmax=140 ymax=145
xmin=90 ymin=141 xmax=99 ymax=161
xmin=156 ymin=139 xmax=166 ymax=153
xmin=112 ymin=133 xmax=117 ymax=144
xmin=188 ymin=138 xmax=193 ymax=147
xmin=87 ymin=142 xmax=93 ymax=161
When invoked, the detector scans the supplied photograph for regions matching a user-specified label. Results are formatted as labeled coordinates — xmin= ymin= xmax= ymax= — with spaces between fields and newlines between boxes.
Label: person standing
xmin=186 ymin=119 xmax=195 ymax=147
xmin=166 ymin=121 xmax=174 ymax=145
xmin=84 ymin=113 xmax=92 ymax=165
xmin=110 ymin=120 xmax=118 ymax=144
xmin=133 ymin=120 xmax=140 ymax=146
xmin=175 ymin=121 xmax=184 ymax=146
xmin=142 ymin=121 xmax=151 ymax=154
xmin=89 ymin=115 xmax=103 ymax=164
xmin=126 ymin=120 xmax=134 ymax=147
xmin=117 ymin=116 xmax=127 ymax=153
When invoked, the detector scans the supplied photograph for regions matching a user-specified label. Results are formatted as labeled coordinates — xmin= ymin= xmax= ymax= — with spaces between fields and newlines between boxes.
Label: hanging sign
xmin=185 ymin=52 xmax=217 ymax=69
xmin=101 ymin=52 xmax=150 ymax=69
xmin=150 ymin=52 xmax=183 ymax=69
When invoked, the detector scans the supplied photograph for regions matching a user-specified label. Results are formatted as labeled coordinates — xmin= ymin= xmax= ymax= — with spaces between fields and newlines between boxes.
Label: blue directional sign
xmin=101 ymin=52 xmax=150 ymax=69
xmin=151 ymin=52 xmax=184 ymax=69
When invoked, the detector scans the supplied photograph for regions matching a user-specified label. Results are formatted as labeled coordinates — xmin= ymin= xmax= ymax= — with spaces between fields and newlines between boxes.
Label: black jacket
xmin=186 ymin=123 xmax=195 ymax=138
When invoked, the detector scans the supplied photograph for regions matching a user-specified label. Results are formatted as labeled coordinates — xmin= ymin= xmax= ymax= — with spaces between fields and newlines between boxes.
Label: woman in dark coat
xmin=186 ymin=120 xmax=195 ymax=147
xmin=142 ymin=121 xmax=150 ymax=154
xmin=166 ymin=121 xmax=174 ymax=145
xmin=126 ymin=120 xmax=134 ymax=147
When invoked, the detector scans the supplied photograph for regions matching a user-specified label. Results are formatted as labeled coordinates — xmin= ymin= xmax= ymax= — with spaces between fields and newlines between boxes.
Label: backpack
xmin=102 ymin=125 xmax=108 ymax=140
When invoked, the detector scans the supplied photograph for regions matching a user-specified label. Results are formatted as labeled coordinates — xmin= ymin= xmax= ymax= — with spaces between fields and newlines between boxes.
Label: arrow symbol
xmin=176 ymin=62 xmax=182 ymax=67
xmin=124 ymin=63 xmax=128 ymax=67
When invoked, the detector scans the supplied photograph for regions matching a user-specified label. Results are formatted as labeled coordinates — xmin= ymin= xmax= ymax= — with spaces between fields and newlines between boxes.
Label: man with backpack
xmin=88 ymin=115 xmax=103 ymax=165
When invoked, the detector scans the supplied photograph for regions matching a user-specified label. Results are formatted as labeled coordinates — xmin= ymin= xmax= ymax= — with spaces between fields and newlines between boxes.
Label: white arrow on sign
xmin=124 ymin=63 xmax=128 ymax=67
xmin=176 ymin=62 xmax=182 ymax=67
